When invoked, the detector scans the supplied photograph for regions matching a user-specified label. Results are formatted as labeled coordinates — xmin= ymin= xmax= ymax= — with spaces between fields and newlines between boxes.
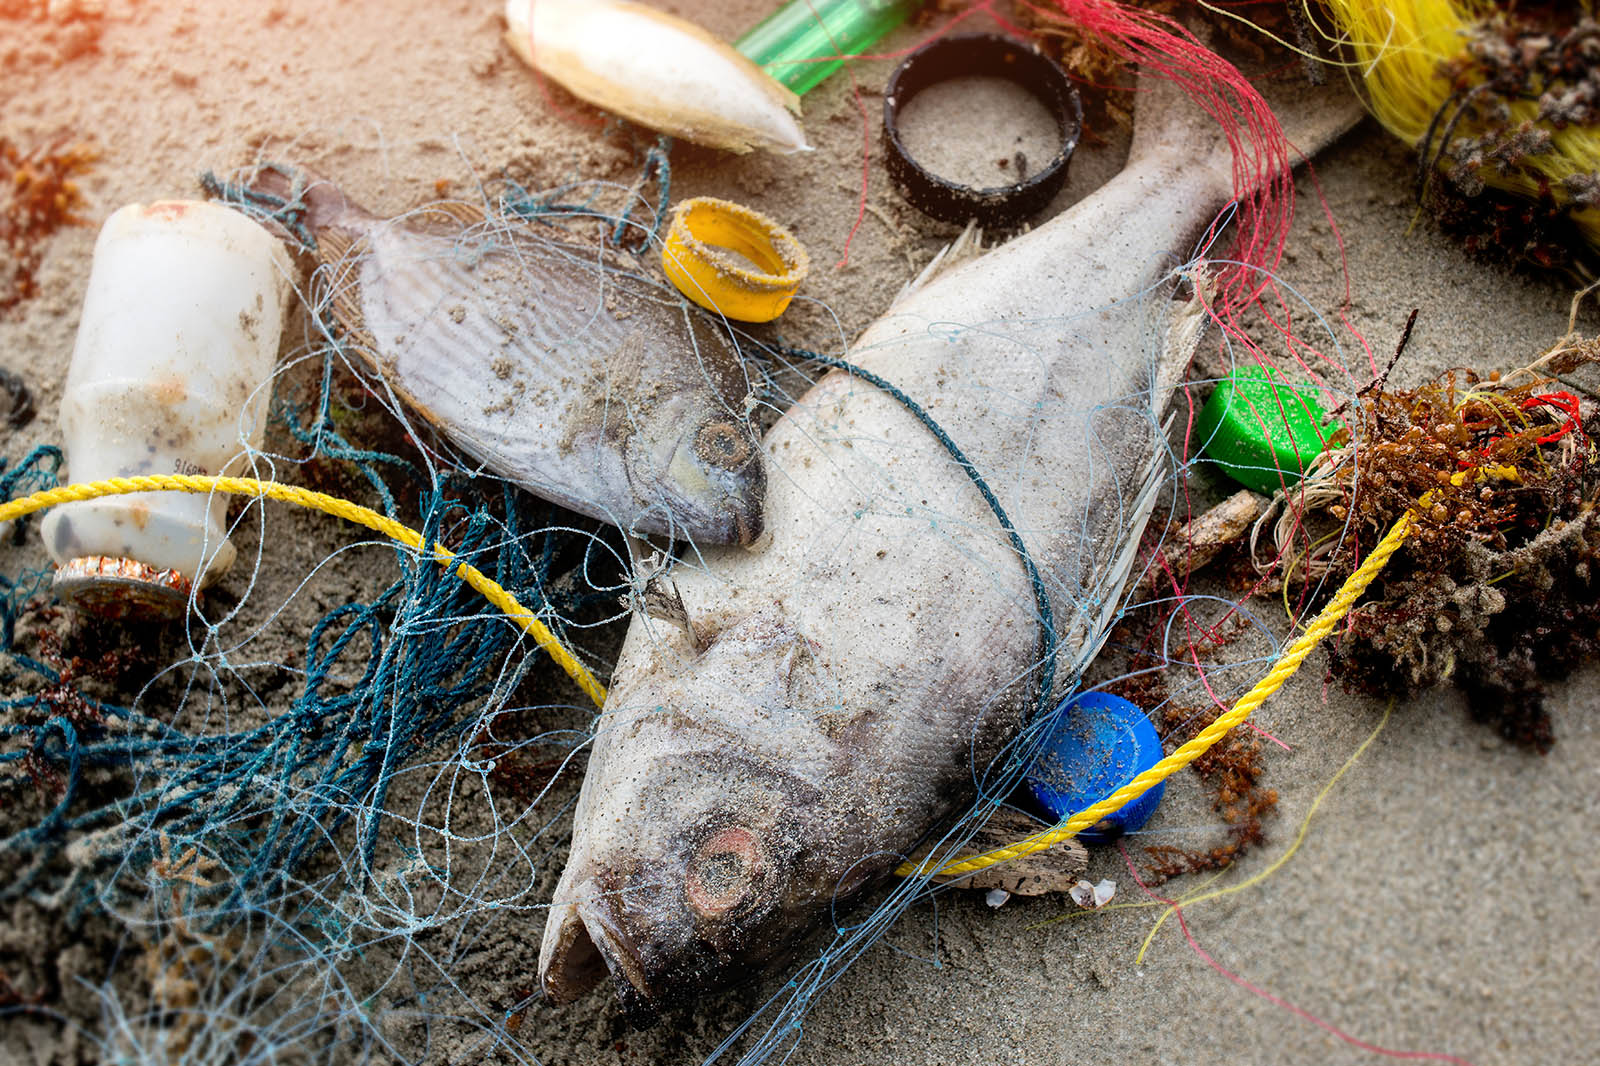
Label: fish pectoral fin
xmin=891 ymin=221 xmax=986 ymax=309
xmin=1159 ymin=264 xmax=1214 ymax=400
xmin=639 ymin=577 xmax=708 ymax=652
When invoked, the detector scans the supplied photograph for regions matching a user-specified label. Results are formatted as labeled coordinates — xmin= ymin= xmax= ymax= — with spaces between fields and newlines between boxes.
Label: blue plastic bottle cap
xmin=1026 ymin=690 xmax=1165 ymax=843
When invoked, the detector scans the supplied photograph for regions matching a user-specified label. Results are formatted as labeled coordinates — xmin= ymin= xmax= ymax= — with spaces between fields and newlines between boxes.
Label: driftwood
xmin=1139 ymin=488 xmax=1269 ymax=592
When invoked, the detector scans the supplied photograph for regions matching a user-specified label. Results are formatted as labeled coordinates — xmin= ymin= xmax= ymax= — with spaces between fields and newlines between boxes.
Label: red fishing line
xmin=1119 ymin=843 xmax=1480 ymax=1066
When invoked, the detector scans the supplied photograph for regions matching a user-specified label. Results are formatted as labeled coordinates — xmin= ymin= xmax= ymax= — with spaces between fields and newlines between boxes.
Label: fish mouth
xmin=724 ymin=494 xmax=764 ymax=546
xmin=539 ymin=885 xmax=662 ymax=1026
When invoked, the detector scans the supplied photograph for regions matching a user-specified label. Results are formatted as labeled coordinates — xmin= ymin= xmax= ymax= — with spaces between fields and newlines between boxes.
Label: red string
xmin=1525 ymin=391 xmax=1581 ymax=445
xmin=1119 ymin=843 xmax=1480 ymax=1066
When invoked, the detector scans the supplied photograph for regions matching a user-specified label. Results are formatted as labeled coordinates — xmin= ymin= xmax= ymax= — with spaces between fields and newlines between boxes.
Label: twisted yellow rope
xmin=898 ymin=495 xmax=1427 ymax=880
xmin=0 ymin=469 xmax=1465 ymax=875
xmin=0 ymin=475 xmax=608 ymax=708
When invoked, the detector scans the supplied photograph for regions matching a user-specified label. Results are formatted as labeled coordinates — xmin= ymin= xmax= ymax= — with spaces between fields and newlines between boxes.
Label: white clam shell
xmin=504 ymin=0 xmax=810 ymax=154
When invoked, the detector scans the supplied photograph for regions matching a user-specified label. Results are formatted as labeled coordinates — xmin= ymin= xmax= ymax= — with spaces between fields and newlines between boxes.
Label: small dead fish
xmin=277 ymin=174 xmax=766 ymax=545
xmin=538 ymin=80 xmax=1361 ymax=1019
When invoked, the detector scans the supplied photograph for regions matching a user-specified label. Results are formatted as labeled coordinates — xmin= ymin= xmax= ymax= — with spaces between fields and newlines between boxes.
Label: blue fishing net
xmin=0 ymin=161 xmax=657 ymax=1060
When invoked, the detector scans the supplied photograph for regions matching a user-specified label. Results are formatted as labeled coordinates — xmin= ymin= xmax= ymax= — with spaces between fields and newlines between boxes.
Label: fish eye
xmin=693 ymin=420 xmax=753 ymax=471
xmin=686 ymin=826 xmax=761 ymax=919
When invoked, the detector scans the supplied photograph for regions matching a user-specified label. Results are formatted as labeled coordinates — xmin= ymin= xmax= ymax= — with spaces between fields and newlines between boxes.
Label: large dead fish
xmin=272 ymin=174 xmax=767 ymax=544
xmin=538 ymin=80 xmax=1359 ymax=1015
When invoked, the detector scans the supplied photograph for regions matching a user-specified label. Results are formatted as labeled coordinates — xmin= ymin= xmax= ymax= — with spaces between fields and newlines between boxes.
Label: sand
xmin=2 ymin=2 xmax=1597 ymax=1065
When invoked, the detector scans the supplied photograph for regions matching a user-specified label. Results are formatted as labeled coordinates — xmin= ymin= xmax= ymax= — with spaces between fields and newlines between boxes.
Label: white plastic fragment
xmin=41 ymin=200 xmax=292 ymax=611
xmin=984 ymin=888 xmax=1010 ymax=909
xmin=503 ymin=0 xmax=810 ymax=154
xmin=1069 ymin=878 xmax=1117 ymax=909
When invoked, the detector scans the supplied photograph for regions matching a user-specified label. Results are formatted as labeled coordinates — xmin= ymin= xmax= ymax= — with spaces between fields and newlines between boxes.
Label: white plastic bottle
xmin=41 ymin=200 xmax=293 ymax=617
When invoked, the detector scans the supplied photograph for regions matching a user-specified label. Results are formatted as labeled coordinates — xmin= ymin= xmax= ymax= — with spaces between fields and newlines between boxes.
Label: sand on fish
xmin=1 ymin=2 xmax=1596 ymax=1065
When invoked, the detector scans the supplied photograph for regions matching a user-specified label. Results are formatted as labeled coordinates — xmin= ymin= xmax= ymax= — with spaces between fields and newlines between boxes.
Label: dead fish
xmin=276 ymin=174 xmax=767 ymax=544
xmin=503 ymin=0 xmax=809 ymax=155
xmin=537 ymin=80 xmax=1360 ymax=1017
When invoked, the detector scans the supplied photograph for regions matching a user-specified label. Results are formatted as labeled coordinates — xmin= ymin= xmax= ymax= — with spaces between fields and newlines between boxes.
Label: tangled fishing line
xmin=0 ymin=147 xmax=1349 ymax=1066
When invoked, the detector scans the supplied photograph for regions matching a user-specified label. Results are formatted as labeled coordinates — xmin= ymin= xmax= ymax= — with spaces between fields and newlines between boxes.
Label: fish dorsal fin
xmin=1056 ymin=280 xmax=1211 ymax=693
xmin=308 ymin=226 xmax=378 ymax=354
xmin=891 ymin=222 xmax=985 ymax=309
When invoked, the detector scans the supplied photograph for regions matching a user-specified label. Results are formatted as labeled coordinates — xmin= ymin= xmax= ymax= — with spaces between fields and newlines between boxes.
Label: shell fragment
xmin=504 ymin=0 xmax=810 ymax=154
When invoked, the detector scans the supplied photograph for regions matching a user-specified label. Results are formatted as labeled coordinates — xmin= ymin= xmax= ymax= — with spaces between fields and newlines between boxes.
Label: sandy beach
xmin=2 ymin=2 xmax=1597 ymax=1064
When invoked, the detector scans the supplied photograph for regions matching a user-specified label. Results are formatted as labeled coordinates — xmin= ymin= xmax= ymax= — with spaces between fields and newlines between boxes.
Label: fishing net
xmin=1 ymin=3 xmax=1591 ymax=1066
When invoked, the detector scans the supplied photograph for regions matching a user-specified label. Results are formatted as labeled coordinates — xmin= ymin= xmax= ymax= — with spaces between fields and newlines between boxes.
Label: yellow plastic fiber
xmin=917 ymin=467 xmax=1499 ymax=882
xmin=1317 ymin=0 xmax=1600 ymax=248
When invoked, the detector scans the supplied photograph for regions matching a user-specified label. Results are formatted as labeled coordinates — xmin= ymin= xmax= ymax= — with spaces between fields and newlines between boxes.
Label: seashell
xmin=1068 ymin=878 xmax=1116 ymax=909
xmin=503 ymin=0 xmax=810 ymax=155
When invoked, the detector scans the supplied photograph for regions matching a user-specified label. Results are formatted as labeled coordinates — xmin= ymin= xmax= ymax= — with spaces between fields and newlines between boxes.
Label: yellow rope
xmin=0 ymin=468 xmax=1481 ymax=874
xmin=897 ymin=498 xmax=1423 ymax=880
xmin=0 ymin=475 xmax=608 ymax=708
xmin=1133 ymin=701 xmax=1392 ymax=964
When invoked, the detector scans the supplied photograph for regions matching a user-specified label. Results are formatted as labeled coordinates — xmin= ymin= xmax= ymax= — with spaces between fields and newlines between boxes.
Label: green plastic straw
xmin=735 ymin=0 xmax=924 ymax=95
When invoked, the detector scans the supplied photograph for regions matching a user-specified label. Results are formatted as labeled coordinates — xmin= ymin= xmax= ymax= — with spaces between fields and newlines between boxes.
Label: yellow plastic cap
xmin=662 ymin=196 xmax=809 ymax=323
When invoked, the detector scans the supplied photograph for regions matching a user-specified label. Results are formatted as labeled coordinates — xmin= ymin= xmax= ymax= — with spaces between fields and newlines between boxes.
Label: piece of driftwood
xmin=912 ymin=808 xmax=1090 ymax=896
xmin=1139 ymin=488 xmax=1269 ymax=592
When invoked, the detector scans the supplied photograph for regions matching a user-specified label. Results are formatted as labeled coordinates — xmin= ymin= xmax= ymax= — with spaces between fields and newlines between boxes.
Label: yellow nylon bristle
xmin=1317 ymin=0 xmax=1600 ymax=248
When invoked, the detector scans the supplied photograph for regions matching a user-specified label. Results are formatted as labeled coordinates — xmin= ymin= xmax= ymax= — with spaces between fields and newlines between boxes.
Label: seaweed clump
xmin=0 ymin=137 xmax=96 ymax=314
xmin=1142 ymin=702 xmax=1278 ymax=884
xmin=1290 ymin=340 xmax=1600 ymax=751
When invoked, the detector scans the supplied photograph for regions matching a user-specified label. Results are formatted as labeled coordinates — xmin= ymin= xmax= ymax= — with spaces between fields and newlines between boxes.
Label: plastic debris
xmin=40 ymin=200 xmax=292 ymax=617
xmin=882 ymin=33 xmax=1081 ymax=228
xmin=735 ymin=0 xmax=924 ymax=95
xmin=661 ymin=196 xmax=810 ymax=323
xmin=1196 ymin=365 xmax=1335 ymax=495
xmin=1027 ymin=691 xmax=1166 ymax=843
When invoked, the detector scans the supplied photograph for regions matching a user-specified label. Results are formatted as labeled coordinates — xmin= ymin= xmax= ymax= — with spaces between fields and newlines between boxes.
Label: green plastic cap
xmin=1196 ymin=366 xmax=1336 ymax=495
xmin=735 ymin=0 xmax=923 ymax=95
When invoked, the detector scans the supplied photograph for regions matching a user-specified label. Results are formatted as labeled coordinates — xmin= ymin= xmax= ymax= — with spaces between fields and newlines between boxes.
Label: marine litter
xmin=1 ymin=2 xmax=1597 ymax=1066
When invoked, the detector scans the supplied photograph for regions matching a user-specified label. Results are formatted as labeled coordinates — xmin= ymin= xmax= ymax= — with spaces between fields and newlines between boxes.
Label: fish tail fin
xmin=238 ymin=164 xmax=373 ymax=241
